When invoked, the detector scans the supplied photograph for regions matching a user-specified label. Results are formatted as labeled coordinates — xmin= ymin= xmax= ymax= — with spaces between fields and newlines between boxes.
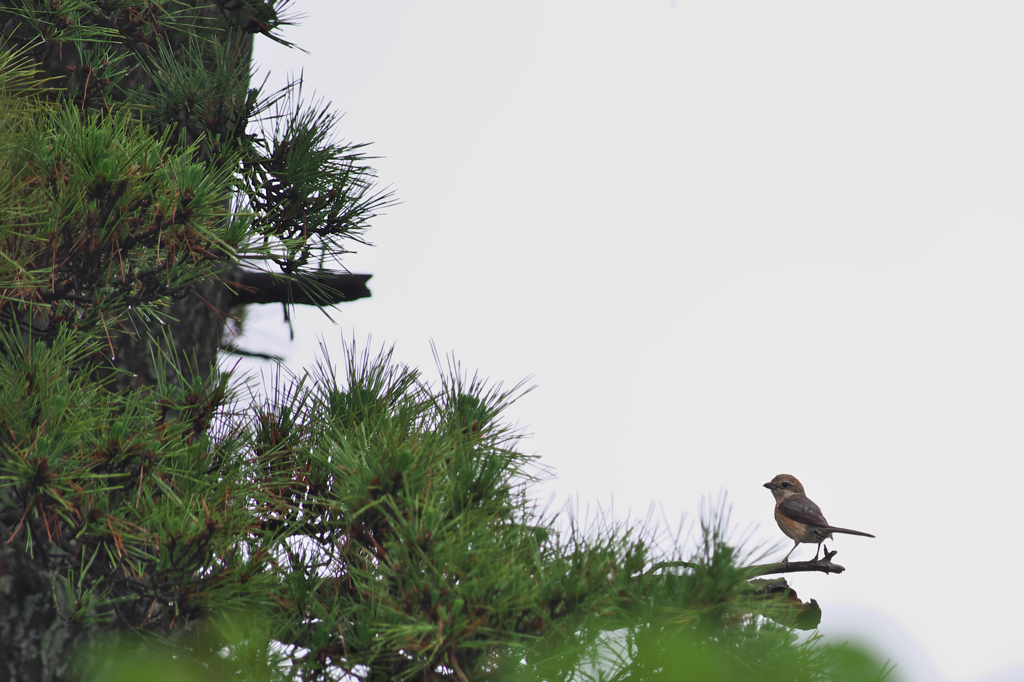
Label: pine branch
xmin=229 ymin=270 xmax=371 ymax=306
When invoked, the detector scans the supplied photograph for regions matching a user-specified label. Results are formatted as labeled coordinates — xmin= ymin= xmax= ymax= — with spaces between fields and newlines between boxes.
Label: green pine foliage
xmin=1 ymin=104 xmax=237 ymax=338
xmin=0 ymin=3 xmax=894 ymax=681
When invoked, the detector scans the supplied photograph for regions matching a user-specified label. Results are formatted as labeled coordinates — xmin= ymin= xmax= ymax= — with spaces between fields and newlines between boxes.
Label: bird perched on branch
xmin=764 ymin=474 xmax=875 ymax=563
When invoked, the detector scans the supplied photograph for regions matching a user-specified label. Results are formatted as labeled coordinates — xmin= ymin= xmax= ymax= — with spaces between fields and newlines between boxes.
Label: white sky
xmin=234 ymin=3 xmax=1024 ymax=680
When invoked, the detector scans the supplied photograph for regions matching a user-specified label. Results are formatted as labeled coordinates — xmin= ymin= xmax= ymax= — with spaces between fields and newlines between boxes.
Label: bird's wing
xmin=777 ymin=495 xmax=829 ymax=527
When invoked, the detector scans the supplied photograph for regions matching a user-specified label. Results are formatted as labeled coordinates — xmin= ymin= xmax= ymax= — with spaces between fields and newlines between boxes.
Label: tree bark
xmin=0 ymin=539 xmax=73 ymax=682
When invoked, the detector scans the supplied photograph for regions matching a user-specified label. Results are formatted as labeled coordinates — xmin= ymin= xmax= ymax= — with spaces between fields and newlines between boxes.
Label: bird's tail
xmin=825 ymin=526 xmax=875 ymax=538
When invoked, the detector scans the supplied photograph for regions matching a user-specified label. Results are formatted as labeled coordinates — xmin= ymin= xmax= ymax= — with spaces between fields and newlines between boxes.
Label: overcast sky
xmin=233 ymin=3 xmax=1024 ymax=680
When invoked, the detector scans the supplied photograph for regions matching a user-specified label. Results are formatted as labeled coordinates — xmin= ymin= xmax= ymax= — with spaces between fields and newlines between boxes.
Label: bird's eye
xmin=781 ymin=482 xmax=791 ymax=488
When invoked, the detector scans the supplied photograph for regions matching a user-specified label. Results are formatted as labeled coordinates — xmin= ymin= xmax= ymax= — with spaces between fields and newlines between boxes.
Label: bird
xmin=763 ymin=474 xmax=875 ymax=563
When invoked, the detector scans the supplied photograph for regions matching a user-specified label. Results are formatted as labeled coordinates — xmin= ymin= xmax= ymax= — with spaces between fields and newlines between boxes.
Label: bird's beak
xmin=763 ymin=482 xmax=774 ymax=490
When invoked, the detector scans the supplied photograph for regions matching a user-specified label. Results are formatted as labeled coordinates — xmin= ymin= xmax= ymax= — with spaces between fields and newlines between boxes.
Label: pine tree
xmin=0 ymin=3 xmax=889 ymax=681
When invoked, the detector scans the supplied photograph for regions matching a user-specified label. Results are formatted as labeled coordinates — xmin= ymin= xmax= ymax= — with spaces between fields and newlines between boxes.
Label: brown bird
xmin=763 ymin=474 xmax=875 ymax=563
